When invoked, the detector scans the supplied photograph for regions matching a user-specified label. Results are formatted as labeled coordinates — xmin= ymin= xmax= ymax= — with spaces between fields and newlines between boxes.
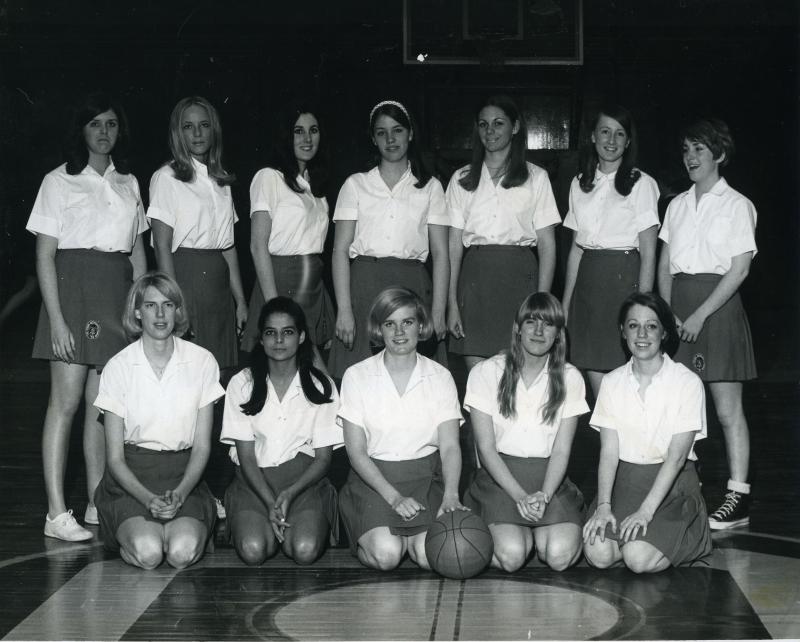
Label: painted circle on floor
xmin=260 ymin=578 xmax=627 ymax=640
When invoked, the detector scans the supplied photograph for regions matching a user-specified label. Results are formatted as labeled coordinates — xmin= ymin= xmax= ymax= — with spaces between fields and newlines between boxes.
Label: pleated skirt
xmin=94 ymin=444 xmax=216 ymax=552
xmin=32 ymin=249 xmax=132 ymax=366
xmin=449 ymin=245 xmax=538 ymax=358
xmin=224 ymin=453 xmax=338 ymax=544
xmin=240 ymin=254 xmax=335 ymax=352
xmin=464 ymin=454 xmax=584 ymax=527
xmin=328 ymin=255 xmax=444 ymax=378
xmin=588 ymin=460 xmax=712 ymax=566
xmin=173 ymin=248 xmax=238 ymax=369
xmin=339 ymin=452 xmax=443 ymax=554
xmin=671 ymin=273 xmax=757 ymax=381
xmin=567 ymin=249 xmax=640 ymax=372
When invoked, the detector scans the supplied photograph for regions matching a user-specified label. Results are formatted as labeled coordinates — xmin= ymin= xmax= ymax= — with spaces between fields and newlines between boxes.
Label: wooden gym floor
xmin=1 ymin=297 xmax=798 ymax=641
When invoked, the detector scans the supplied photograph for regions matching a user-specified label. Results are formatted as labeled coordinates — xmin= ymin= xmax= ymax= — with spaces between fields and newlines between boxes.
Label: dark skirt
xmin=568 ymin=249 xmax=640 ymax=372
xmin=328 ymin=255 xmax=445 ymax=378
xmin=173 ymin=248 xmax=238 ymax=369
xmin=224 ymin=453 xmax=338 ymax=545
xmin=588 ymin=460 xmax=712 ymax=566
xmin=240 ymin=254 xmax=335 ymax=352
xmin=671 ymin=273 xmax=757 ymax=381
xmin=339 ymin=452 xmax=443 ymax=555
xmin=464 ymin=454 xmax=584 ymax=528
xmin=32 ymin=249 xmax=132 ymax=366
xmin=450 ymin=245 xmax=538 ymax=358
xmin=94 ymin=444 xmax=216 ymax=552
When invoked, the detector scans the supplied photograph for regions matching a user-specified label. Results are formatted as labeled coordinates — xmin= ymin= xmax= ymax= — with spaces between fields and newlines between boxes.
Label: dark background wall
xmin=1 ymin=0 xmax=797 ymax=377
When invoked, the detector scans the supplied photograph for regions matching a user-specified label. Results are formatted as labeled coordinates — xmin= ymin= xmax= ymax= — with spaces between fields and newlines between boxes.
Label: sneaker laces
xmin=711 ymin=491 xmax=740 ymax=519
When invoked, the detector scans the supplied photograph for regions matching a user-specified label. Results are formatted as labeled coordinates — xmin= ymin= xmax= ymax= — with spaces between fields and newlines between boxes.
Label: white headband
xmin=369 ymin=100 xmax=411 ymax=125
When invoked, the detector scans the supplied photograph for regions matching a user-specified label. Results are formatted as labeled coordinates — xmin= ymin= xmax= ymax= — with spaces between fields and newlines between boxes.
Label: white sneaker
xmin=84 ymin=504 xmax=99 ymax=525
xmin=44 ymin=510 xmax=93 ymax=542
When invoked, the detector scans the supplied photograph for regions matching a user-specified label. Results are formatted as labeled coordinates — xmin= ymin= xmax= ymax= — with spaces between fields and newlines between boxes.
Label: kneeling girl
xmin=464 ymin=293 xmax=588 ymax=571
xmin=94 ymin=272 xmax=223 ymax=569
xmin=338 ymin=287 xmax=465 ymax=570
xmin=583 ymin=292 xmax=712 ymax=572
xmin=221 ymin=297 xmax=341 ymax=565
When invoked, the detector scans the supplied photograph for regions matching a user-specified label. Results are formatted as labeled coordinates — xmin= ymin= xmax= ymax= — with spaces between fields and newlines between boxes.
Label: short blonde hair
xmin=122 ymin=271 xmax=190 ymax=339
xmin=367 ymin=287 xmax=433 ymax=346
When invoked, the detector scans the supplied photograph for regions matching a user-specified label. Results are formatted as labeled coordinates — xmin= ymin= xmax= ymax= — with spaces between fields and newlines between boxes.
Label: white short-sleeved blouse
xmin=26 ymin=162 xmax=148 ymax=251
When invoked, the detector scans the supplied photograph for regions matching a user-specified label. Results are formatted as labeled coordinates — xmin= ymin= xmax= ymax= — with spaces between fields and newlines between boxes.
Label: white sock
xmin=727 ymin=479 xmax=751 ymax=494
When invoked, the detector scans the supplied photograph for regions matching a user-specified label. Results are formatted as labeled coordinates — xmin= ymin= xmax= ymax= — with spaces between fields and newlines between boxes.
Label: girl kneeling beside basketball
xmin=463 ymin=293 xmax=588 ymax=572
xmin=221 ymin=297 xmax=341 ymax=566
xmin=338 ymin=287 xmax=466 ymax=570
xmin=582 ymin=292 xmax=712 ymax=572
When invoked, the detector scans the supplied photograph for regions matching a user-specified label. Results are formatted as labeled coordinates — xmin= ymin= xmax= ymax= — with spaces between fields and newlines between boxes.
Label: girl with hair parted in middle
xmin=240 ymin=101 xmax=334 ymax=355
xmin=221 ymin=297 xmax=341 ymax=566
xmin=562 ymin=104 xmax=660 ymax=398
xmin=464 ymin=293 xmax=588 ymax=572
xmin=446 ymin=95 xmax=561 ymax=372
xmin=329 ymin=99 xmax=450 ymax=379
xmin=148 ymin=96 xmax=247 ymax=370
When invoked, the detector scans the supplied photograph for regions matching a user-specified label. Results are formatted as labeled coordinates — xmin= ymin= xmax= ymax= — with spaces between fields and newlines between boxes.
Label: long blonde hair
xmin=498 ymin=292 xmax=567 ymax=425
xmin=167 ymin=96 xmax=235 ymax=186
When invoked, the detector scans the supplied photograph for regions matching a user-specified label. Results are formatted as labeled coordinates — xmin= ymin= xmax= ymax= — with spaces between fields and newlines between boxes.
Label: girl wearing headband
xmin=329 ymin=99 xmax=449 ymax=379
xmin=446 ymin=95 xmax=560 ymax=372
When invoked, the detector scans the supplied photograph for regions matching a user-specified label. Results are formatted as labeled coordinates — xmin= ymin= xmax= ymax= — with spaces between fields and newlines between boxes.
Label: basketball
xmin=425 ymin=509 xmax=493 ymax=579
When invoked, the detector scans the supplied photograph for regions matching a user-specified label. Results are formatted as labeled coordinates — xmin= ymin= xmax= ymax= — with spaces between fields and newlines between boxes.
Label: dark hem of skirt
xmin=338 ymin=452 xmax=442 ymax=555
xmin=328 ymin=256 xmax=444 ymax=378
xmin=449 ymin=245 xmax=538 ymax=358
xmin=32 ymin=249 xmax=132 ymax=366
xmin=173 ymin=248 xmax=238 ymax=369
xmin=671 ymin=273 xmax=757 ymax=382
xmin=94 ymin=444 xmax=216 ymax=552
xmin=224 ymin=453 xmax=339 ymax=546
xmin=464 ymin=454 xmax=584 ymax=527
xmin=587 ymin=460 xmax=712 ymax=566
xmin=567 ymin=249 xmax=639 ymax=372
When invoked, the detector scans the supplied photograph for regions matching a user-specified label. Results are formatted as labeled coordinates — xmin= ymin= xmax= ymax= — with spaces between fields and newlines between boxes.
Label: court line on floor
xmin=5 ymin=559 xmax=176 ymax=641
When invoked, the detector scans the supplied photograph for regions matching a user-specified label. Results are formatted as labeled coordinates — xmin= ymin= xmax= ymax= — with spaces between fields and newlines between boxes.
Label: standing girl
xmin=446 ymin=95 xmax=560 ymax=370
xmin=221 ymin=297 xmax=341 ymax=566
xmin=583 ymin=292 xmax=712 ymax=572
xmin=329 ymin=100 xmax=449 ymax=379
xmin=338 ymin=288 xmax=465 ymax=570
xmin=657 ymin=118 xmax=757 ymax=530
xmin=148 ymin=96 xmax=247 ymax=370
xmin=464 ymin=293 xmax=587 ymax=572
xmin=94 ymin=272 xmax=223 ymax=568
xmin=28 ymin=92 xmax=148 ymax=541
xmin=562 ymin=105 xmax=660 ymax=397
xmin=240 ymin=103 xmax=334 ymax=354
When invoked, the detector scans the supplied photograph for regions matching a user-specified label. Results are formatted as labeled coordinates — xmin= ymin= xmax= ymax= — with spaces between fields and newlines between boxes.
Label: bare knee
xmin=289 ymin=535 xmax=323 ymax=565
xmin=541 ymin=540 xmax=581 ymax=572
xmin=123 ymin=536 xmax=164 ymax=570
xmin=622 ymin=545 xmax=667 ymax=574
xmin=583 ymin=540 xmax=618 ymax=569
xmin=166 ymin=536 xmax=205 ymax=569
xmin=47 ymin=393 xmax=82 ymax=420
xmin=236 ymin=534 xmax=275 ymax=566
xmin=493 ymin=538 xmax=528 ymax=572
xmin=360 ymin=538 xmax=403 ymax=571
